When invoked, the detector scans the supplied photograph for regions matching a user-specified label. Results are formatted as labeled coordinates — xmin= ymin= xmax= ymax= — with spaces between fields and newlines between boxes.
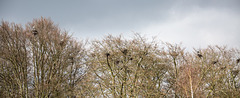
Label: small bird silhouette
xmin=212 ymin=60 xmax=218 ymax=64
xmin=105 ymin=53 xmax=110 ymax=57
xmin=220 ymin=66 xmax=226 ymax=70
xmin=32 ymin=26 xmax=38 ymax=36
xmin=122 ymin=49 xmax=128 ymax=55
xmin=129 ymin=57 xmax=133 ymax=60
xmin=237 ymin=58 xmax=240 ymax=64
xmin=197 ymin=51 xmax=203 ymax=58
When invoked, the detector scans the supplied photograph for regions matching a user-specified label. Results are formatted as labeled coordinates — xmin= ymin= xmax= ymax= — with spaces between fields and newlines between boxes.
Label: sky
xmin=1 ymin=0 xmax=240 ymax=50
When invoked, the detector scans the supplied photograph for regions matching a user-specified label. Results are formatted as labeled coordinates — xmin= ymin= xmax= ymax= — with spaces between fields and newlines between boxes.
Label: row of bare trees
xmin=0 ymin=18 xmax=239 ymax=98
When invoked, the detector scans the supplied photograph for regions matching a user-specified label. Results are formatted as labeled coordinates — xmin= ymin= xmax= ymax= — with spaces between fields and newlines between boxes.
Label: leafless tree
xmin=0 ymin=18 xmax=87 ymax=98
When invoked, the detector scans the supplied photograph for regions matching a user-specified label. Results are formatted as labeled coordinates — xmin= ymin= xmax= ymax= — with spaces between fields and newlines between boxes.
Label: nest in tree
xmin=69 ymin=56 xmax=74 ymax=60
xmin=115 ymin=60 xmax=120 ymax=65
xmin=122 ymin=49 xmax=128 ymax=55
xmin=170 ymin=51 xmax=178 ymax=57
xmin=91 ymin=53 xmax=96 ymax=57
xmin=232 ymin=70 xmax=239 ymax=76
xmin=59 ymin=40 xmax=65 ymax=46
xmin=105 ymin=53 xmax=110 ymax=56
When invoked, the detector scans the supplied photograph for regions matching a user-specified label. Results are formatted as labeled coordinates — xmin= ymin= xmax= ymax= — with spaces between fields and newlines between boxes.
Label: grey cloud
xmin=0 ymin=0 xmax=239 ymax=49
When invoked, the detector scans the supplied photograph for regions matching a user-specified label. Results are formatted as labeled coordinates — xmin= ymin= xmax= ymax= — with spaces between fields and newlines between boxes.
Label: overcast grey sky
xmin=1 ymin=0 xmax=240 ymax=50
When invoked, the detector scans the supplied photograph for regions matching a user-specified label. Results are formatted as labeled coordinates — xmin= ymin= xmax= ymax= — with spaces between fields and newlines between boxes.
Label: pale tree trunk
xmin=188 ymin=69 xmax=194 ymax=98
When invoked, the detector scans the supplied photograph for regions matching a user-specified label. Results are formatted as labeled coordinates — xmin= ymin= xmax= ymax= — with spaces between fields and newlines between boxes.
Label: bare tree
xmin=83 ymin=34 xmax=169 ymax=97
xmin=0 ymin=18 xmax=87 ymax=98
xmin=0 ymin=21 xmax=29 ymax=97
xmin=1 ymin=18 xmax=239 ymax=98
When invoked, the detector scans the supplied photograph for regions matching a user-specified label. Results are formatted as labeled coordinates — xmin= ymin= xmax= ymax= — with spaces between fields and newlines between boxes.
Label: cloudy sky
xmin=1 ymin=0 xmax=240 ymax=50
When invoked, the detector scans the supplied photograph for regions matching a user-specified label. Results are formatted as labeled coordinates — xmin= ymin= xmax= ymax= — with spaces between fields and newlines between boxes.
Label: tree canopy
xmin=0 ymin=18 xmax=239 ymax=98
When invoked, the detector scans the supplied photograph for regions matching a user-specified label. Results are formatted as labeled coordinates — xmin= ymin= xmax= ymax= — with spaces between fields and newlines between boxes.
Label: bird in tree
xmin=129 ymin=57 xmax=133 ymax=60
xmin=197 ymin=51 xmax=203 ymax=58
xmin=212 ymin=60 xmax=218 ymax=64
xmin=105 ymin=53 xmax=110 ymax=57
xmin=32 ymin=26 xmax=38 ymax=36
xmin=220 ymin=66 xmax=226 ymax=70
xmin=237 ymin=58 xmax=240 ymax=64
xmin=122 ymin=49 xmax=128 ymax=55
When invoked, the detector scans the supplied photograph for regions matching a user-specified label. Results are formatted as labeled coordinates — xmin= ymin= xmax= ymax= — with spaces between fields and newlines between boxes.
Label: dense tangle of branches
xmin=0 ymin=18 xmax=239 ymax=98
